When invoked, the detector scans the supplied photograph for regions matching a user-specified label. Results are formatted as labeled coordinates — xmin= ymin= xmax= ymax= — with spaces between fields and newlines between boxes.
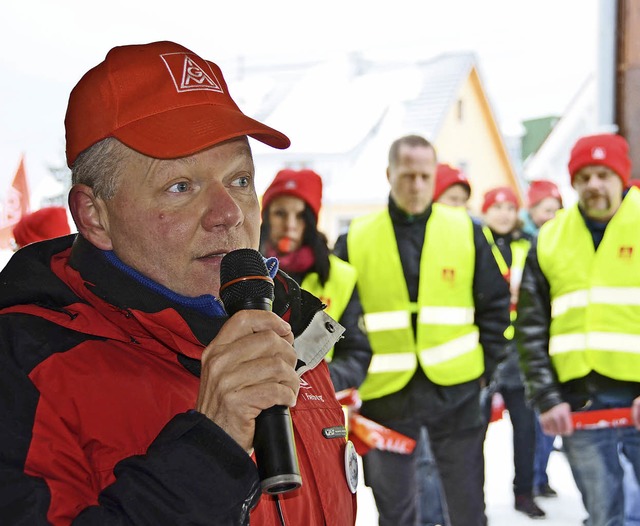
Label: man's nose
xmin=585 ymin=174 xmax=602 ymax=189
xmin=202 ymin=183 xmax=243 ymax=230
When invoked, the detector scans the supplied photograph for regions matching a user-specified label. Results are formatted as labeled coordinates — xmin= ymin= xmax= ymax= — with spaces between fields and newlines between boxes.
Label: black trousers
xmin=363 ymin=423 xmax=487 ymax=526
xmin=486 ymin=386 xmax=536 ymax=497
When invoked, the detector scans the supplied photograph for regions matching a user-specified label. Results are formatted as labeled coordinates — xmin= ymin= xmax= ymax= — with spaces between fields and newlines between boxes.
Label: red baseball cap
xmin=65 ymin=41 xmax=290 ymax=167
xmin=482 ymin=186 xmax=520 ymax=213
xmin=433 ymin=163 xmax=471 ymax=202
xmin=568 ymin=133 xmax=631 ymax=186
xmin=262 ymin=169 xmax=323 ymax=219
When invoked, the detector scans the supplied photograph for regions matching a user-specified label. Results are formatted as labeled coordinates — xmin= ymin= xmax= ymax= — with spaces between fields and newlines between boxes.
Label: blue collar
xmin=102 ymin=251 xmax=279 ymax=318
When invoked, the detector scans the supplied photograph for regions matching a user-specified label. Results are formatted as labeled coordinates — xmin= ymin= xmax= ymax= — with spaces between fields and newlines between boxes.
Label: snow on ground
xmin=356 ymin=417 xmax=588 ymax=525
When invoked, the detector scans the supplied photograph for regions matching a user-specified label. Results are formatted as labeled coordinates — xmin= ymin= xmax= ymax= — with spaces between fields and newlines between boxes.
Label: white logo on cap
xmin=284 ymin=181 xmax=298 ymax=190
xmin=592 ymin=147 xmax=606 ymax=160
xmin=160 ymin=53 xmax=223 ymax=93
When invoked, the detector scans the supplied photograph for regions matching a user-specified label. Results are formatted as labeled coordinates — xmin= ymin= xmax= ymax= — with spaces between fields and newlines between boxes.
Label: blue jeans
xmin=563 ymin=425 xmax=640 ymax=526
xmin=621 ymin=452 xmax=640 ymax=525
xmin=533 ymin=416 xmax=555 ymax=489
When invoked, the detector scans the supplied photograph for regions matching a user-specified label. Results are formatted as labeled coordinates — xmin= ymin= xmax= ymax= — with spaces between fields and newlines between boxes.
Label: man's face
xmin=387 ymin=144 xmax=437 ymax=215
xmin=572 ymin=166 xmax=623 ymax=221
xmin=95 ymin=138 xmax=260 ymax=297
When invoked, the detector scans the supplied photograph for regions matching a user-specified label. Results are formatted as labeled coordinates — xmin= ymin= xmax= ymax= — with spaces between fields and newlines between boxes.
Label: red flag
xmin=0 ymin=155 xmax=31 ymax=249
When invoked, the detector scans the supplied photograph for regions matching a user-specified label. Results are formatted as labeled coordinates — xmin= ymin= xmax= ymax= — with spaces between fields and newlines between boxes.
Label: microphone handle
xmin=228 ymin=299 xmax=301 ymax=494
xmin=254 ymin=405 xmax=302 ymax=494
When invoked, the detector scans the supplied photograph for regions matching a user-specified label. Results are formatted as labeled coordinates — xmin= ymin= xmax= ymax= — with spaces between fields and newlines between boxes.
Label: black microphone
xmin=219 ymin=248 xmax=302 ymax=495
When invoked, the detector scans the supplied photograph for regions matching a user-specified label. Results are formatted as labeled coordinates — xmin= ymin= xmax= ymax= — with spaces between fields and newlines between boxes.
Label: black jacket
xmin=489 ymin=228 xmax=531 ymax=391
xmin=333 ymin=198 xmax=510 ymax=438
xmin=0 ymin=235 xmax=355 ymax=525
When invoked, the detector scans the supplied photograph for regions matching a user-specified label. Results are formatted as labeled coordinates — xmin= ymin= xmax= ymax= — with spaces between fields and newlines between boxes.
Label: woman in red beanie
xmin=521 ymin=180 xmax=563 ymax=237
xmin=481 ymin=186 xmax=546 ymax=518
xmin=260 ymin=168 xmax=371 ymax=393
xmin=433 ymin=163 xmax=471 ymax=208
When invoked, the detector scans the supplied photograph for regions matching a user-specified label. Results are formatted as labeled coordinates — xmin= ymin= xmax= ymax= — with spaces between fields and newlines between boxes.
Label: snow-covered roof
xmin=247 ymin=51 xmax=479 ymax=203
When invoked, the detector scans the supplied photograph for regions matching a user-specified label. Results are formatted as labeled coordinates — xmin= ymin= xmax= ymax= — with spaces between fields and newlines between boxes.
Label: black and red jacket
xmin=0 ymin=235 xmax=356 ymax=525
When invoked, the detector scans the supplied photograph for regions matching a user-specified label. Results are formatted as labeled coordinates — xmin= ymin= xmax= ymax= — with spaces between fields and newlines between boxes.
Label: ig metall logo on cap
xmin=160 ymin=52 xmax=223 ymax=93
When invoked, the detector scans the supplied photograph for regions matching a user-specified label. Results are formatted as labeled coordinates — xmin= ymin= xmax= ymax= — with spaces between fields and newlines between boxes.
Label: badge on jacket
xmin=344 ymin=440 xmax=358 ymax=494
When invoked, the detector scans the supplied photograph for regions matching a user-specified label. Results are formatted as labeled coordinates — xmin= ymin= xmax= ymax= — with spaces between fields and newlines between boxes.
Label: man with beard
xmin=516 ymin=133 xmax=640 ymax=526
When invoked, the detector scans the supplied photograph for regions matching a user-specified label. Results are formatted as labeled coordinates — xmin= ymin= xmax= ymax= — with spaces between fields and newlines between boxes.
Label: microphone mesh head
xmin=220 ymin=249 xmax=274 ymax=315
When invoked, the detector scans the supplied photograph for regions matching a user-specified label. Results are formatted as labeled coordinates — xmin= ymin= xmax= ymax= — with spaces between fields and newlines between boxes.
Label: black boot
xmin=515 ymin=494 xmax=546 ymax=519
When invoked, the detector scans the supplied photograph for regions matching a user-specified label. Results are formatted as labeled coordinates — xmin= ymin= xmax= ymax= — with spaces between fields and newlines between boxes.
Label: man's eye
xmin=232 ymin=175 xmax=251 ymax=188
xmin=168 ymin=182 xmax=190 ymax=193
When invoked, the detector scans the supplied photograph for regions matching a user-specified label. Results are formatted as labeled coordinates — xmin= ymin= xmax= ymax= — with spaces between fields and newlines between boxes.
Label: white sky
xmin=0 ymin=0 xmax=599 ymax=202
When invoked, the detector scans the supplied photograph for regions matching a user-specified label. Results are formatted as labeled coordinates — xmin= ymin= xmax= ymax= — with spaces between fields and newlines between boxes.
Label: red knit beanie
xmin=526 ymin=180 xmax=563 ymax=208
xmin=12 ymin=207 xmax=71 ymax=247
xmin=433 ymin=163 xmax=471 ymax=202
xmin=482 ymin=186 xmax=519 ymax=213
xmin=568 ymin=133 xmax=631 ymax=185
xmin=262 ymin=169 xmax=323 ymax=219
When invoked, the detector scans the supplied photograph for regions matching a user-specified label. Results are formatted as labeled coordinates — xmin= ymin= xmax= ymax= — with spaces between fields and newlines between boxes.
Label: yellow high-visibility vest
xmin=537 ymin=187 xmax=640 ymax=383
xmin=301 ymin=254 xmax=357 ymax=361
xmin=347 ymin=204 xmax=484 ymax=400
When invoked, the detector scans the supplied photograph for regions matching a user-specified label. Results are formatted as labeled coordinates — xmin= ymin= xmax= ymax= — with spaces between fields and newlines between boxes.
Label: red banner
xmin=0 ymin=155 xmax=30 ymax=249
xmin=336 ymin=388 xmax=416 ymax=456
xmin=572 ymin=407 xmax=633 ymax=430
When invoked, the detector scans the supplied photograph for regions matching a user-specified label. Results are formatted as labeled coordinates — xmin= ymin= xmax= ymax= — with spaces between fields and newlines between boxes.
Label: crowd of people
xmin=1 ymin=39 xmax=639 ymax=526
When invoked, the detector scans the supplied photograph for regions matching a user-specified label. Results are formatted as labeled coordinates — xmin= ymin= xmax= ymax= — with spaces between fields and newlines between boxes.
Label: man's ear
xmin=68 ymin=184 xmax=113 ymax=250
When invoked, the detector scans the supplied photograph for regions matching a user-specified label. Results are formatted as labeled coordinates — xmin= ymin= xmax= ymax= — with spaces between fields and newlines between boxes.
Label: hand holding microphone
xmin=196 ymin=248 xmax=302 ymax=494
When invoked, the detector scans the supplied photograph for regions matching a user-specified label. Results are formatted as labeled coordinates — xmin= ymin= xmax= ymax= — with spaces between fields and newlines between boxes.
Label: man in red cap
xmin=334 ymin=135 xmax=510 ymax=526
xmin=516 ymin=133 xmax=640 ymax=526
xmin=0 ymin=41 xmax=356 ymax=525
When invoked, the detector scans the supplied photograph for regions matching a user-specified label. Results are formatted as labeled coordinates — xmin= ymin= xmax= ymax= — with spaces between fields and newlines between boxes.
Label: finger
xmin=632 ymin=398 xmax=640 ymax=430
xmin=213 ymin=344 xmax=300 ymax=398
xmin=215 ymin=310 xmax=293 ymax=346
xmin=205 ymin=329 xmax=298 ymax=372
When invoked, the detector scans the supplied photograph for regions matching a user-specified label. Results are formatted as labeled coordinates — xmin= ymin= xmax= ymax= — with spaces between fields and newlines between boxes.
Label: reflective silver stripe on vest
xmin=590 ymin=287 xmax=640 ymax=305
xmin=550 ymin=332 xmax=640 ymax=355
xmin=363 ymin=311 xmax=410 ymax=332
xmin=418 ymin=331 xmax=480 ymax=366
xmin=551 ymin=290 xmax=588 ymax=318
xmin=368 ymin=352 xmax=417 ymax=373
xmin=419 ymin=306 xmax=475 ymax=325
xmin=552 ymin=287 xmax=640 ymax=318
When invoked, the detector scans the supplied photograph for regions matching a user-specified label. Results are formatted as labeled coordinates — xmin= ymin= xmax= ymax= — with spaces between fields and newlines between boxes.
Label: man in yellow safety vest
xmin=516 ymin=133 xmax=640 ymax=526
xmin=334 ymin=134 xmax=510 ymax=526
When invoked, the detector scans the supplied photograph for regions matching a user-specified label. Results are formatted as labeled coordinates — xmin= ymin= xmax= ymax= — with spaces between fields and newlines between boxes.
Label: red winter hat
xmin=482 ymin=186 xmax=520 ymax=213
xmin=12 ymin=207 xmax=71 ymax=248
xmin=568 ymin=133 xmax=631 ymax=185
xmin=433 ymin=163 xmax=471 ymax=202
xmin=527 ymin=180 xmax=563 ymax=208
xmin=65 ymin=41 xmax=290 ymax=167
xmin=262 ymin=169 xmax=323 ymax=219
